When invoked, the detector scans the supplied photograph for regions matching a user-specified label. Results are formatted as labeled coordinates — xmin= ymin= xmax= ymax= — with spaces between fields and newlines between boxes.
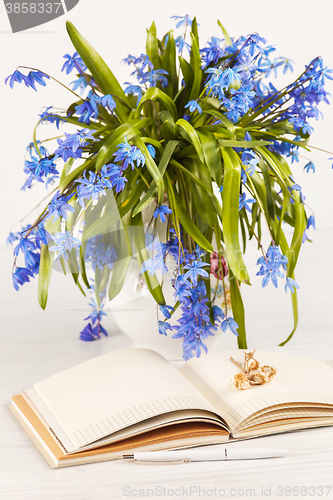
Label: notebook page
xmin=178 ymin=350 xmax=333 ymax=432
xmin=34 ymin=348 xmax=217 ymax=449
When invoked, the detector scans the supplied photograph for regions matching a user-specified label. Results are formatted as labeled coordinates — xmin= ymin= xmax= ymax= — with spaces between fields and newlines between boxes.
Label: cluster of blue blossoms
xmin=5 ymin=14 xmax=328 ymax=357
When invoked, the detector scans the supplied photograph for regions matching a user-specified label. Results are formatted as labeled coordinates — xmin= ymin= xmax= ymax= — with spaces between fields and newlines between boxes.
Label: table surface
xmin=1 ymin=228 xmax=333 ymax=500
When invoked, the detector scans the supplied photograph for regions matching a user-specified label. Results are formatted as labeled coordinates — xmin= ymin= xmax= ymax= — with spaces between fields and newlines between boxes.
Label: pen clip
xmin=123 ymin=455 xmax=190 ymax=465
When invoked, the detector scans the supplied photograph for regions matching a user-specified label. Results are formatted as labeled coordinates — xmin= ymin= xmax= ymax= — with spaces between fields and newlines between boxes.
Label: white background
xmin=0 ymin=0 xmax=333 ymax=245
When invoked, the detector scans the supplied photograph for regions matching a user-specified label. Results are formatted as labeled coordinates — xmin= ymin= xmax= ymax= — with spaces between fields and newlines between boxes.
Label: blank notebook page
xmin=34 ymin=348 xmax=216 ymax=449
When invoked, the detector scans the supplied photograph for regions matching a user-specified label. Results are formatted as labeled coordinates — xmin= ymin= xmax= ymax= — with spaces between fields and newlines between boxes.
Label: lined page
xmin=34 ymin=348 xmax=218 ymax=449
xmin=178 ymin=350 xmax=333 ymax=432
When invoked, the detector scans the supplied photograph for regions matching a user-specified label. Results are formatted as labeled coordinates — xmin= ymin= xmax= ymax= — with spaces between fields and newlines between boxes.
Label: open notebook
xmin=9 ymin=348 xmax=333 ymax=467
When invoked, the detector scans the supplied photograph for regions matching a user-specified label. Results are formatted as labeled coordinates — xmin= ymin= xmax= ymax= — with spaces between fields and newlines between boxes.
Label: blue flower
xmin=113 ymin=138 xmax=146 ymax=170
xmin=184 ymin=100 xmax=202 ymax=114
xmin=153 ymin=205 xmax=172 ymax=223
xmin=170 ymin=15 xmax=193 ymax=28
xmin=159 ymin=305 xmax=174 ymax=319
xmin=100 ymin=94 xmax=116 ymax=111
xmin=183 ymin=260 xmax=209 ymax=286
xmin=146 ymin=144 xmax=156 ymax=158
xmin=220 ymin=317 xmax=239 ymax=336
xmin=303 ymin=161 xmax=315 ymax=173
xmin=46 ymin=191 xmax=75 ymax=222
xmin=12 ymin=267 xmax=34 ymax=291
xmin=239 ymin=192 xmax=256 ymax=212
xmin=124 ymin=83 xmax=143 ymax=105
xmin=5 ymin=70 xmax=29 ymax=88
xmin=307 ymin=215 xmax=316 ymax=230
xmin=285 ymin=277 xmax=300 ymax=294
xmin=61 ymin=52 xmax=86 ymax=74
xmin=26 ymin=71 xmax=49 ymax=91
xmin=158 ymin=321 xmax=172 ymax=336
xmin=49 ymin=231 xmax=81 ymax=262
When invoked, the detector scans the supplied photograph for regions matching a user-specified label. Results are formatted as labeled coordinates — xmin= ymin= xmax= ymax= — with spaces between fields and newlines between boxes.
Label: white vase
xmin=107 ymin=258 xmax=229 ymax=361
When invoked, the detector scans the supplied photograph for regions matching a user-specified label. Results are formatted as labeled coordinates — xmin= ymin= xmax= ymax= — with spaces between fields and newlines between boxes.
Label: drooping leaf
xmin=66 ymin=21 xmax=130 ymax=123
xmin=221 ymin=147 xmax=250 ymax=283
xmin=38 ymin=244 xmax=53 ymax=310
xmin=146 ymin=21 xmax=160 ymax=70
xmin=229 ymin=268 xmax=247 ymax=349
xmin=175 ymin=118 xmax=205 ymax=163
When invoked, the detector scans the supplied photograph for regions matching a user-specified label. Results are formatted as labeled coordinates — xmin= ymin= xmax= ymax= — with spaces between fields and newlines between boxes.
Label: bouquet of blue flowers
xmin=6 ymin=16 xmax=331 ymax=359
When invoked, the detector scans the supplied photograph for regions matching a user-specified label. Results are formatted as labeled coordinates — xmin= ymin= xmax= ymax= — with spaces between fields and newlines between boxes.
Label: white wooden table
xmin=1 ymin=228 xmax=333 ymax=500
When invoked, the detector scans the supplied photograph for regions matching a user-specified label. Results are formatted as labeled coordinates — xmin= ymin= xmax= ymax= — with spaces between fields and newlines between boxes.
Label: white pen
xmin=123 ymin=447 xmax=288 ymax=464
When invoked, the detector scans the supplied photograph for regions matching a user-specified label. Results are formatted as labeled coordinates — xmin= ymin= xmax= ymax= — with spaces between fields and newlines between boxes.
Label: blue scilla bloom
xmin=183 ymin=260 xmax=209 ymax=286
xmin=79 ymin=323 xmax=100 ymax=341
xmin=84 ymin=297 xmax=107 ymax=325
xmin=158 ymin=321 xmax=172 ymax=336
xmin=212 ymin=305 xmax=225 ymax=322
xmin=113 ymin=138 xmax=146 ymax=170
xmin=5 ymin=70 xmax=29 ymax=88
xmin=46 ymin=191 xmax=75 ymax=222
xmin=285 ymin=277 xmax=300 ymax=294
xmin=257 ymin=260 xmax=285 ymax=288
xmin=14 ymin=235 xmax=36 ymax=257
xmin=239 ymin=192 xmax=256 ymax=212
xmin=201 ymin=37 xmax=223 ymax=67
xmin=170 ymin=15 xmax=193 ymax=28
xmin=6 ymin=232 xmax=20 ymax=246
xmin=184 ymin=100 xmax=202 ymax=114
xmin=61 ymin=52 xmax=86 ymax=74
xmin=146 ymin=144 xmax=156 ymax=158
xmin=174 ymin=36 xmax=191 ymax=55
xmin=26 ymin=71 xmax=49 ymax=91
xmin=54 ymin=136 xmax=82 ymax=161
xmin=49 ymin=231 xmax=81 ymax=262
xmin=303 ymin=161 xmax=315 ymax=173
xmin=35 ymin=224 xmax=51 ymax=248
xmin=307 ymin=215 xmax=316 ymax=230
xmin=159 ymin=305 xmax=174 ymax=319
xmin=76 ymin=169 xmax=111 ymax=206
xmin=24 ymin=250 xmax=40 ymax=271
xmin=141 ymin=69 xmax=169 ymax=88
xmin=100 ymin=94 xmax=116 ymax=111
xmin=124 ymin=83 xmax=143 ymax=105
xmin=153 ymin=205 xmax=172 ymax=223
xmin=24 ymin=155 xmax=59 ymax=185
xmin=12 ymin=267 xmax=34 ymax=291
xmin=220 ymin=317 xmax=239 ymax=336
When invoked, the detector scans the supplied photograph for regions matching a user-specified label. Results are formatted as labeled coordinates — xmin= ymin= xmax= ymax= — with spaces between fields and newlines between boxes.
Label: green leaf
xmin=38 ymin=244 xmax=54 ymax=310
xmin=221 ymin=147 xmax=250 ymax=283
xmin=189 ymin=33 xmax=203 ymax=101
xmin=132 ymin=137 xmax=164 ymax=204
xmin=229 ymin=268 xmax=247 ymax=349
xmin=131 ymin=212 xmax=166 ymax=305
xmin=183 ymin=157 xmax=217 ymax=228
xmin=196 ymin=128 xmax=222 ymax=184
xmin=287 ymin=191 xmax=306 ymax=278
xmin=258 ymin=159 xmax=276 ymax=220
xmin=59 ymin=157 xmax=75 ymax=186
xmin=218 ymin=139 xmax=271 ymax=148
xmin=173 ymin=189 xmax=214 ymax=253
xmin=174 ymin=118 xmax=205 ymax=163
xmin=179 ymin=56 xmax=194 ymax=96
xmin=108 ymin=224 xmax=132 ymax=301
xmin=201 ymin=104 xmax=235 ymax=134
xmin=133 ymin=140 xmax=179 ymax=217
xmin=217 ymin=20 xmax=232 ymax=46
xmin=162 ymin=31 xmax=178 ymax=98
xmin=146 ymin=22 xmax=160 ymax=70
xmin=66 ymin=21 xmax=130 ymax=123
xmin=82 ymin=194 xmax=121 ymax=242
xmin=136 ymin=87 xmax=178 ymax=122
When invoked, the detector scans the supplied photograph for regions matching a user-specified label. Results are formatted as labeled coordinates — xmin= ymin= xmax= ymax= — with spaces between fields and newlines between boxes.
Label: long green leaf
xmin=173 ymin=190 xmax=214 ymax=253
xmin=131 ymin=213 xmax=166 ymax=305
xmin=221 ymin=147 xmax=250 ymax=283
xmin=133 ymin=140 xmax=179 ymax=216
xmin=287 ymin=191 xmax=306 ymax=277
xmin=66 ymin=22 xmax=130 ymax=123
xmin=258 ymin=159 xmax=276 ymax=220
xmin=183 ymin=157 xmax=217 ymax=228
xmin=162 ymin=31 xmax=178 ymax=98
xmin=132 ymin=137 xmax=164 ymax=204
xmin=146 ymin=22 xmax=160 ymax=70
xmin=108 ymin=222 xmax=132 ymax=301
xmin=38 ymin=244 xmax=53 ymax=310
xmin=229 ymin=268 xmax=247 ymax=348
xmin=175 ymin=118 xmax=205 ymax=163
xmin=189 ymin=32 xmax=202 ymax=101
xmin=135 ymin=87 xmax=178 ymax=122
xmin=217 ymin=20 xmax=232 ymax=46
xmin=196 ymin=128 xmax=222 ymax=184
